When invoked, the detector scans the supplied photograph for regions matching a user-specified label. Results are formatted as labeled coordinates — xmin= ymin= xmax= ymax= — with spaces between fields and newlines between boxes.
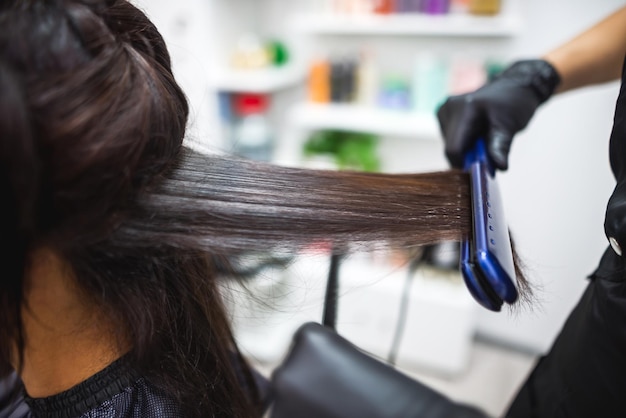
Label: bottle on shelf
xmin=449 ymin=0 xmax=470 ymax=14
xmin=373 ymin=0 xmax=395 ymax=14
xmin=309 ymin=57 xmax=331 ymax=103
xmin=267 ymin=40 xmax=290 ymax=67
xmin=378 ymin=75 xmax=412 ymax=111
xmin=421 ymin=0 xmax=450 ymax=14
xmin=329 ymin=0 xmax=360 ymax=14
xmin=330 ymin=55 xmax=358 ymax=103
xmin=394 ymin=0 xmax=422 ymax=13
xmin=318 ymin=0 xmax=505 ymax=16
xmin=356 ymin=50 xmax=379 ymax=107
xmin=306 ymin=50 xmax=504 ymax=117
xmin=231 ymin=93 xmax=273 ymax=162
xmin=230 ymin=33 xmax=270 ymax=70
xmin=448 ymin=56 xmax=487 ymax=95
xmin=230 ymin=33 xmax=290 ymax=70
xmin=469 ymin=0 xmax=501 ymax=15
xmin=308 ymin=53 xmax=374 ymax=107
xmin=412 ymin=53 xmax=449 ymax=114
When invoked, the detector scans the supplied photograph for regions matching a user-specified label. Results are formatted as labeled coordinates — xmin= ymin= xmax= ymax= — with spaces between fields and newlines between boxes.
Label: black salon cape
xmin=506 ymin=57 xmax=626 ymax=417
xmin=0 ymin=356 xmax=269 ymax=418
xmin=0 ymin=357 xmax=183 ymax=418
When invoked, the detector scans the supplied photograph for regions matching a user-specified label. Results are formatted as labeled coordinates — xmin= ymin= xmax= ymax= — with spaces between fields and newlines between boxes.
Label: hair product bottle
xmin=309 ymin=58 xmax=331 ymax=103
xmin=421 ymin=0 xmax=450 ymax=14
xmin=373 ymin=0 xmax=395 ymax=14
xmin=356 ymin=50 xmax=378 ymax=107
xmin=469 ymin=0 xmax=500 ymax=15
xmin=231 ymin=94 xmax=273 ymax=161
xmin=412 ymin=53 xmax=449 ymax=114
xmin=394 ymin=0 xmax=422 ymax=13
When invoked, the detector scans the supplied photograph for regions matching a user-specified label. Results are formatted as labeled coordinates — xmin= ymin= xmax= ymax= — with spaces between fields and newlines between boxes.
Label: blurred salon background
xmin=133 ymin=1 xmax=623 ymax=415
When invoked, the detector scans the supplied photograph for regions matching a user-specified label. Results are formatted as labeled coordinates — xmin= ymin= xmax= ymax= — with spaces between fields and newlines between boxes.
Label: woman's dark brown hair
xmin=0 ymin=0 xmax=524 ymax=417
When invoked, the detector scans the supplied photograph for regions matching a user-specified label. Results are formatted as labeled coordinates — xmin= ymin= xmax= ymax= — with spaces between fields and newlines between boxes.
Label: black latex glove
xmin=437 ymin=59 xmax=561 ymax=170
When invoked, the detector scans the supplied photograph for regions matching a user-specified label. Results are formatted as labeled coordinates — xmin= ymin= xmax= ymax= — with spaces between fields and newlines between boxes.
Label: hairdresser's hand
xmin=437 ymin=59 xmax=561 ymax=170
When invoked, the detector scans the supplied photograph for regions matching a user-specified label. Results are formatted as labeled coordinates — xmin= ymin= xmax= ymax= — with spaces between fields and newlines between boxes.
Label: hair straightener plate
xmin=461 ymin=139 xmax=518 ymax=311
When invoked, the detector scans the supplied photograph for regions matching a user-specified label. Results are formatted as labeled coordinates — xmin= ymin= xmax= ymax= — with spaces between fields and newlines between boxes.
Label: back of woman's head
xmin=0 ymin=0 xmax=212 ymax=409
xmin=0 ymin=0 xmax=187 ymax=247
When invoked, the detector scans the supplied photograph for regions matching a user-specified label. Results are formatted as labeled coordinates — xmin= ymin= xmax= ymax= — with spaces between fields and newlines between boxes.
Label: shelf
xmin=290 ymin=13 xmax=521 ymax=37
xmin=211 ymin=66 xmax=306 ymax=93
xmin=289 ymin=103 xmax=441 ymax=139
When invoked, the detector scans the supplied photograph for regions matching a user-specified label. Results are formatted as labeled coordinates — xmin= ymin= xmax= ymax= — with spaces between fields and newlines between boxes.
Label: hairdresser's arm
xmin=438 ymin=5 xmax=626 ymax=170
xmin=544 ymin=6 xmax=626 ymax=93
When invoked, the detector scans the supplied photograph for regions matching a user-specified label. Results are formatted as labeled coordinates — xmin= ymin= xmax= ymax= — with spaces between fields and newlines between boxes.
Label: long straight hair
xmin=120 ymin=149 xmax=472 ymax=252
xmin=0 ymin=1 xmax=525 ymax=417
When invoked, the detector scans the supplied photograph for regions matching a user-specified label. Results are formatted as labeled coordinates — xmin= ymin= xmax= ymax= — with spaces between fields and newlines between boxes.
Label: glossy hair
xmin=0 ymin=1 xmax=526 ymax=417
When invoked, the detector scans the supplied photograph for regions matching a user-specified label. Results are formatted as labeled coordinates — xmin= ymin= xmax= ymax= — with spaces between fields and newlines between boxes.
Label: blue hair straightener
xmin=461 ymin=139 xmax=518 ymax=311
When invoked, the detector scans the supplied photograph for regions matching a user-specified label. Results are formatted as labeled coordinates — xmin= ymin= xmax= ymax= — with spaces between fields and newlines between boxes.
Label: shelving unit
xmin=290 ymin=13 xmax=522 ymax=37
xmin=211 ymin=65 xmax=307 ymax=93
xmin=290 ymin=103 xmax=441 ymax=139
xmin=283 ymin=6 xmax=523 ymax=148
